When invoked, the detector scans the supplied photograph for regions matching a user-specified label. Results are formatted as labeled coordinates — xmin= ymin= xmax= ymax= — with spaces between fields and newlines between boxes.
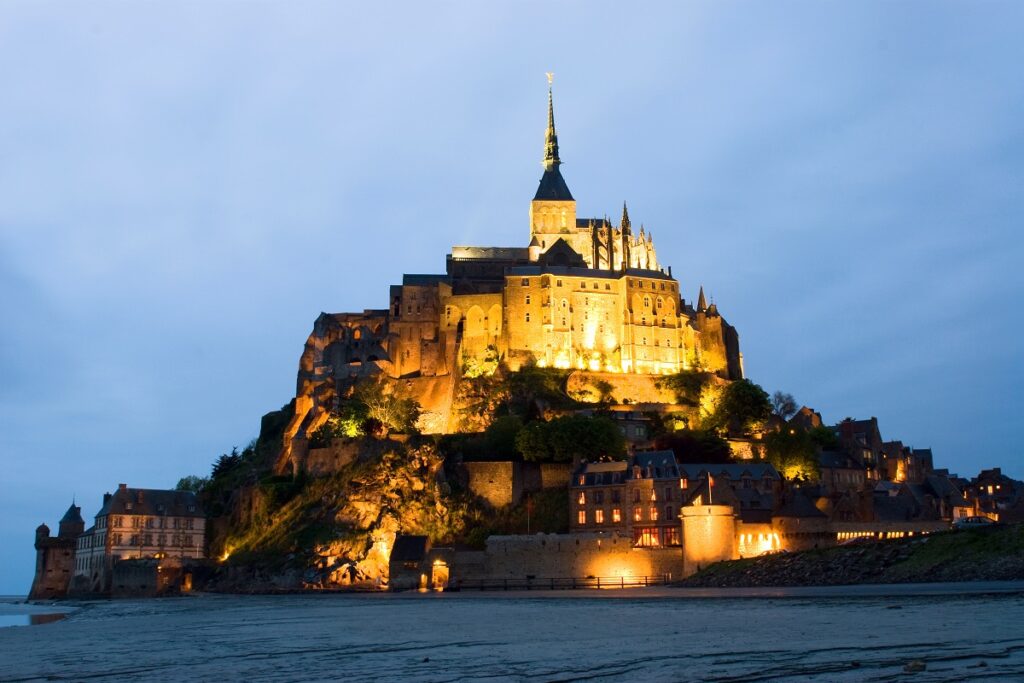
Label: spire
xmin=697 ymin=286 xmax=707 ymax=312
xmin=533 ymin=74 xmax=573 ymax=201
xmin=620 ymin=202 xmax=631 ymax=232
xmin=543 ymin=83 xmax=560 ymax=171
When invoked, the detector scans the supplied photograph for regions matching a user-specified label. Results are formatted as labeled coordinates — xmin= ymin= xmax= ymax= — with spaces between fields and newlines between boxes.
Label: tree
xmin=653 ymin=429 xmax=732 ymax=464
xmin=516 ymin=415 xmax=626 ymax=463
xmin=211 ymin=448 xmax=243 ymax=478
xmin=309 ymin=400 xmax=370 ymax=447
xmin=355 ymin=379 xmax=422 ymax=434
xmin=710 ymin=379 xmax=772 ymax=434
xmin=808 ymin=425 xmax=840 ymax=451
xmin=771 ymin=391 xmax=798 ymax=421
xmin=764 ymin=429 xmax=819 ymax=481
xmin=175 ymin=475 xmax=209 ymax=493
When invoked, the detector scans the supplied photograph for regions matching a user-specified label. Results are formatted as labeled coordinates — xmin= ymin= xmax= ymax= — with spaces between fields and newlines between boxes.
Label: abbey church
xmin=282 ymin=85 xmax=743 ymax=464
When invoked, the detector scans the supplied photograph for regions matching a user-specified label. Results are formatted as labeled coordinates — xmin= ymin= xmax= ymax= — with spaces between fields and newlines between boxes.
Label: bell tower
xmin=529 ymin=75 xmax=576 ymax=252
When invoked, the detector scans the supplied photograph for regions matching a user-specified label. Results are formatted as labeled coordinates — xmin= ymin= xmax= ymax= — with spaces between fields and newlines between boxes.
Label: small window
xmin=556 ymin=280 xmax=563 ymax=287
xmin=577 ymin=492 xmax=585 ymax=505
xmin=633 ymin=507 xmax=643 ymax=522
xmin=581 ymin=282 xmax=586 ymax=289
xmin=612 ymin=508 xmax=622 ymax=523
xmin=605 ymin=283 xmax=611 ymax=290
xmin=521 ymin=278 xmax=529 ymax=286
xmin=525 ymin=295 xmax=531 ymax=305
xmin=526 ymin=313 xmax=531 ymax=322
xmin=650 ymin=507 xmax=659 ymax=521
xmin=577 ymin=510 xmax=586 ymax=525
xmin=595 ymin=509 xmax=605 ymax=524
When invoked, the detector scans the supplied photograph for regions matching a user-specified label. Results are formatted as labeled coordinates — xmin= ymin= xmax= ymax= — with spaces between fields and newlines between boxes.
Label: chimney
xmin=118 ymin=483 xmax=127 ymax=491
xmin=103 ymin=492 xmax=112 ymax=505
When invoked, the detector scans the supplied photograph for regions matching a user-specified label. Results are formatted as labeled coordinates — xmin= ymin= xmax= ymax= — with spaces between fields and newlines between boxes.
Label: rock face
xmin=209 ymin=439 xmax=469 ymax=592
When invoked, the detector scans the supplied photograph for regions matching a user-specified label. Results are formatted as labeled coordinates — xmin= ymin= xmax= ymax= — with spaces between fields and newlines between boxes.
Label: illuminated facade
xmin=283 ymin=85 xmax=743 ymax=458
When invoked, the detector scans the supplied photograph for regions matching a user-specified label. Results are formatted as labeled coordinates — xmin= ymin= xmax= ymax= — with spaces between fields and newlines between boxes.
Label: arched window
xmin=644 ymin=295 xmax=651 ymax=308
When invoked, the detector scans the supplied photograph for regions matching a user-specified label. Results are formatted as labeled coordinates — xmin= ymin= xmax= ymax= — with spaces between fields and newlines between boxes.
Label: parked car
xmin=953 ymin=515 xmax=997 ymax=530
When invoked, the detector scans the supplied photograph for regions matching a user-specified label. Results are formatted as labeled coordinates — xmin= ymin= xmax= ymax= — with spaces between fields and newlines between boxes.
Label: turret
xmin=58 ymin=502 xmax=85 ymax=538
xmin=620 ymin=202 xmax=632 ymax=269
xmin=528 ymin=235 xmax=541 ymax=262
xmin=697 ymin=286 xmax=707 ymax=313
xmin=35 ymin=523 xmax=50 ymax=547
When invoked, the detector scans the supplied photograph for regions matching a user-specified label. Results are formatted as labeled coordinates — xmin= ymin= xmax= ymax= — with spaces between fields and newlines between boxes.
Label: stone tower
xmin=529 ymin=83 xmax=577 ymax=253
xmin=29 ymin=502 xmax=82 ymax=599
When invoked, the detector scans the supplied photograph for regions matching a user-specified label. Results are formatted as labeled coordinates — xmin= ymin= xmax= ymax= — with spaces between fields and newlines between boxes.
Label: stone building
xmin=72 ymin=484 xmax=206 ymax=594
xmin=278 ymin=85 xmax=743 ymax=473
xmin=29 ymin=503 xmax=84 ymax=599
xmin=570 ymin=451 xmax=683 ymax=547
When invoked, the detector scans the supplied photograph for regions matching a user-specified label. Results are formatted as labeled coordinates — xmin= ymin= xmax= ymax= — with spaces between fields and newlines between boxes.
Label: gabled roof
xmin=390 ymin=535 xmax=428 ymax=563
xmin=97 ymin=486 xmax=204 ymax=519
xmin=678 ymin=463 xmax=781 ymax=481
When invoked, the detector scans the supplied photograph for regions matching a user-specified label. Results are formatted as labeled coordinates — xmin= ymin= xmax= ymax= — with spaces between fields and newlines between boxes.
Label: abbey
xmin=283 ymin=86 xmax=742 ymax=464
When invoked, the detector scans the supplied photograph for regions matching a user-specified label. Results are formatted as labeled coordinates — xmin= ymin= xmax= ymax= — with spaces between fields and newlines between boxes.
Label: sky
xmin=1 ymin=1 xmax=1022 ymax=595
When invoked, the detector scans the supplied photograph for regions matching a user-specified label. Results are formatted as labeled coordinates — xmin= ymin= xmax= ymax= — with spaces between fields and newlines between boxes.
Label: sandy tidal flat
xmin=2 ymin=585 xmax=1024 ymax=682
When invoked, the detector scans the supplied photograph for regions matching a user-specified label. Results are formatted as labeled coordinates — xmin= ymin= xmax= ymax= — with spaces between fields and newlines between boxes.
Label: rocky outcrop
xmin=209 ymin=439 xmax=470 ymax=591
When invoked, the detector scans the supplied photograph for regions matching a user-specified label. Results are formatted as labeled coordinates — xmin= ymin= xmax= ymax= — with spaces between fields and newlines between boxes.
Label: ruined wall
xmin=456 ymin=533 xmax=682 ymax=582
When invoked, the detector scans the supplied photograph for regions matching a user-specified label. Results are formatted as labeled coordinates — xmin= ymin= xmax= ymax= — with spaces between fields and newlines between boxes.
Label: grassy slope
xmin=684 ymin=524 xmax=1024 ymax=587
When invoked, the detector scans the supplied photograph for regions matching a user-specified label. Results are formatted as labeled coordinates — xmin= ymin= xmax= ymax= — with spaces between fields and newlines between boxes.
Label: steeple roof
xmin=620 ymin=202 xmax=631 ymax=231
xmin=60 ymin=503 xmax=83 ymax=524
xmin=697 ymin=286 xmax=707 ymax=312
xmin=533 ymin=84 xmax=574 ymax=201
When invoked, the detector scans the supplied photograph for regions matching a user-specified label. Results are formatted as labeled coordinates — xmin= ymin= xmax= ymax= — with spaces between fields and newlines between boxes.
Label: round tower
xmin=681 ymin=505 xmax=737 ymax=577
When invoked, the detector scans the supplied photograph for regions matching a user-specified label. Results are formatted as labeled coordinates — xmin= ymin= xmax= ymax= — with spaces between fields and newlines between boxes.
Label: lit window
xmin=578 ymin=510 xmax=586 ymax=525
xmin=664 ymin=527 xmax=681 ymax=546
xmin=650 ymin=507 xmax=659 ymax=521
xmin=595 ymin=509 xmax=605 ymax=524
xmin=577 ymin=492 xmax=585 ymax=505
xmin=612 ymin=508 xmax=621 ymax=523
xmin=633 ymin=507 xmax=642 ymax=522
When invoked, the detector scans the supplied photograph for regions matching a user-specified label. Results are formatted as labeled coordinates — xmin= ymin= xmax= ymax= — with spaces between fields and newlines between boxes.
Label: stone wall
xmin=453 ymin=533 xmax=682 ymax=582
xmin=566 ymin=371 xmax=677 ymax=405
xmin=306 ymin=441 xmax=359 ymax=477
xmin=463 ymin=461 xmax=520 ymax=508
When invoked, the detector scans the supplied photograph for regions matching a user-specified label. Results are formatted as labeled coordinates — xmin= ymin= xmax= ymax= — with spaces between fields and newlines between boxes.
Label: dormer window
xmin=187 ymin=504 xmax=196 ymax=513
xmin=125 ymin=502 xmax=134 ymax=511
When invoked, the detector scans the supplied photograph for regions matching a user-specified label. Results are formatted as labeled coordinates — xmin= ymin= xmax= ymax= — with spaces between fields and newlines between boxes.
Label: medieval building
xmin=280 ymin=86 xmax=743 ymax=472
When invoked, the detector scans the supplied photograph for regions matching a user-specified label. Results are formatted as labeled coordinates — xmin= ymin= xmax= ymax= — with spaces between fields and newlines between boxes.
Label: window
xmin=556 ymin=280 xmax=563 ymax=287
xmin=581 ymin=282 xmax=586 ymax=289
xmin=525 ymin=295 xmax=531 ymax=305
xmin=595 ymin=490 xmax=605 ymax=504
xmin=612 ymin=508 xmax=622 ymax=523
xmin=633 ymin=507 xmax=643 ymax=522
xmin=605 ymin=284 xmax=611 ymax=290
xmin=650 ymin=489 xmax=657 ymax=501
xmin=611 ymin=489 xmax=620 ymax=504
xmin=521 ymin=278 xmax=529 ymax=286
xmin=644 ymin=296 xmax=651 ymax=308
xmin=577 ymin=510 xmax=586 ymax=525
xmin=577 ymin=491 xmax=586 ymax=505
xmin=664 ymin=486 xmax=673 ymax=501
xmin=633 ymin=528 xmax=660 ymax=547
xmin=526 ymin=313 xmax=531 ymax=323
xmin=144 ymin=534 xmax=152 ymax=545
xmin=125 ymin=502 xmax=133 ymax=511
xmin=650 ymin=507 xmax=659 ymax=521
xmin=595 ymin=509 xmax=605 ymax=524
xmin=664 ymin=527 xmax=681 ymax=546
xmin=665 ymin=505 xmax=674 ymax=521
xmin=633 ymin=490 xmax=641 ymax=504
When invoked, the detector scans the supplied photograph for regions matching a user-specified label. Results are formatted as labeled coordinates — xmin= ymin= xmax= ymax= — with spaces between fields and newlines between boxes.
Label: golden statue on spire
xmin=545 ymin=72 xmax=554 ymax=86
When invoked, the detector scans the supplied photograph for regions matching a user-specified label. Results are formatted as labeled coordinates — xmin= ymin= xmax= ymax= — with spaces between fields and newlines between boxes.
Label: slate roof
xmin=775 ymin=492 xmax=827 ymax=519
xmin=534 ymin=168 xmax=574 ymax=201
xmin=632 ymin=451 xmax=679 ymax=479
xmin=820 ymin=450 xmax=861 ymax=470
xmin=60 ymin=503 xmax=84 ymax=524
xmin=390 ymin=535 xmax=428 ymax=563
xmin=678 ymin=463 xmax=781 ymax=481
xmin=97 ymin=487 xmax=204 ymax=519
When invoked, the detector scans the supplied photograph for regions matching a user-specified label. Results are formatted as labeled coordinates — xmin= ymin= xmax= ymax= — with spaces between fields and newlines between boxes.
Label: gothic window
xmin=656 ymin=296 xmax=663 ymax=309
xmin=644 ymin=295 xmax=651 ymax=308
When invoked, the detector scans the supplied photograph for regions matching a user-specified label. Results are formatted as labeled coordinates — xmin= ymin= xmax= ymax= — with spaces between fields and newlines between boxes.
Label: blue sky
xmin=2 ymin=2 xmax=1022 ymax=594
